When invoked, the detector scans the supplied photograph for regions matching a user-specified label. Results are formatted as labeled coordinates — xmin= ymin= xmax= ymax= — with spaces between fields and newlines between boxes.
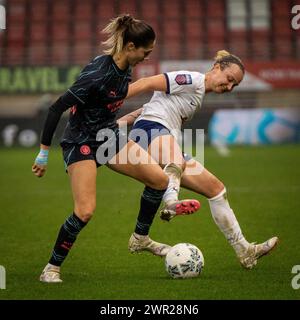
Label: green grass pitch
xmin=0 ymin=145 xmax=299 ymax=300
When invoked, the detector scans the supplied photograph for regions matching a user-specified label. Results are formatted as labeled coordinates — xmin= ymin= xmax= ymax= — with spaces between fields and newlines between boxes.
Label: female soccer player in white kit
xmin=124 ymin=50 xmax=278 ymax=269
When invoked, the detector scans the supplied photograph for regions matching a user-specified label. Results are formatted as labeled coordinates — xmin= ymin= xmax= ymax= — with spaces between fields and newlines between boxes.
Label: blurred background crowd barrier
xmin=0 ymin=0 xmax=299 ymax=147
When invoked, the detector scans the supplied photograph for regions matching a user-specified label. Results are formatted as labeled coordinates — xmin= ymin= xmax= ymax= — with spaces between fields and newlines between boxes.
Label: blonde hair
xmin=102 ymin=14 xmax=155 ymax=56
xmin=214 ymin=50 xmax=245 ymax=73
xmin=214 ymin=50 xmax=231 ymax=60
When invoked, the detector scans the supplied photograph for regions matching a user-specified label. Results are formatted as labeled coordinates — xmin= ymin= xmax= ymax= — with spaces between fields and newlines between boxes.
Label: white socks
xmin=162 ymin=163 xmax=183 ymax=205
xmin=208 ymin=188 xmax=250 ymax=257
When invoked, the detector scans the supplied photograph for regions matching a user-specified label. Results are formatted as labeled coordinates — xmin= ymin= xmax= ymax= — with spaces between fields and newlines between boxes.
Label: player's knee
xmin=211 ymin=179 xmax=225 ymax=197
xmin=75 ymin=202 xmax=96 ymax=222
xmin=147 ymin=172 xmax=169 ymax=190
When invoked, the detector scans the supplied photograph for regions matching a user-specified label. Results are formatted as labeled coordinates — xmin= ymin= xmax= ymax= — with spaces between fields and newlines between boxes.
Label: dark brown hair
xmin=102 ymin=14 xmax=156 ymax=55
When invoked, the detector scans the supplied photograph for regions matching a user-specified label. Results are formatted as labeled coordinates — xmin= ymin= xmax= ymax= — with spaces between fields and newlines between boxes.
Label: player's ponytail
xmin=102 ymin=14 xmax=155 ymax=56
xmin=214 ymin=50 xmax=245 ymax=74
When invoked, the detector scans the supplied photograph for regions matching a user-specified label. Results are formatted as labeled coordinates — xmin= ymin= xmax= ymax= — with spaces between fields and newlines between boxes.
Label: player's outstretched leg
xmin=160 ymin=163 xmax=200 ymax=221
xmin=208 ymin=188 xmax=279 ymax=269
xmin=239 ymin=237 xmax=279 ymax=269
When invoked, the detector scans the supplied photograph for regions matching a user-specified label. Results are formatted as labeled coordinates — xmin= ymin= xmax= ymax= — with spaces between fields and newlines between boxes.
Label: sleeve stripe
xmin=67 ymin=89 xmax=86 ymax=104
xmin=163 ymin=73 xmax=170 ymax=94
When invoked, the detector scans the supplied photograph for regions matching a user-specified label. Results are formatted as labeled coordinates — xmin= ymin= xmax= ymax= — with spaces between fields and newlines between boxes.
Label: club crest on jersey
xmin=70 ymin=105 xmax=77 ymax=115
xmin=80 ymin=145 xmax=91 ymax=155
xmin=175 ymin=74 xmax=192 ymax=85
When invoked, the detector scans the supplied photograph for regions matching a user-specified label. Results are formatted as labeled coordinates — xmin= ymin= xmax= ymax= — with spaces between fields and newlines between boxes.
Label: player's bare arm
xmin=126 ymin=74 xmax=167 ymax=99
xmin=117 ymin=107 xmax=143 ymax=127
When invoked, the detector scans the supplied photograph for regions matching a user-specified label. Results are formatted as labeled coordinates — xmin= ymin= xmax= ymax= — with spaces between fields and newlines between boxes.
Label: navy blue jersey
xmin=61 ymin=55 xmax=131 ymax=146
xmin=41 ymin=54 xmax=131 ymax=147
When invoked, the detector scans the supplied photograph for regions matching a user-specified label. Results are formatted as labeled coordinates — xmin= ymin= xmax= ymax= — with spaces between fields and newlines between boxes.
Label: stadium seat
xmin=162 ymin=0 xmax=181 ymax=18
xmin=186 ymin=38 xmax=205 ymax=59
xmin=74 ymin=1 xmax=93 ymax=21
xmin=51 ymin=43 xmax=70 ymax=65
xmin=185 ymin=20 xmax=204 ymax=39
xmin=252 ymin=41 xmax=271 ymax=60
xmin=228 ymin=31 xmax=248 ymax=59
xmin=184 ymin=0 xmax=204 ymax=18
xmin=74 ymin=22 xmax=92 ymax=41
xmin=30 ymin=1 xmax=48 ymax=22
xmin=229 ymin=41 xmax=248 ymax=60
xmin=207 ymin=19 xmax=225 ymax=42
xmin=5 ymin=24 xmax=25 ymax=48
xmin=7 ymin=0 xmax=26 ymax=23
xmin=140 ymin=0 xmax=159 ymax=19
xmin=272 ymin=0 xmax=291 ymax=17
xmin=51 ymin=23 xmax=70 ymax=42
xmin=252 ymin=29 xmax=270 ymax=40
xmin=5 ymin=44 xmax=25 ymax=65
xmin=73 ymin=43 xmax=93 ymax=64
xmin=52 ymin=0 xmax=70 ymax=22
xmin=273 ymin=18 xmax=292 ymax=37
xmin=30 ymin=23 xmax=47 ymax=42
xmin=28 ymin=45 xmax=48 ymax=65
xmin=118 ymin=0 xmax=137 ymax=16
xmin=207 ymin=0 xmax=225 ymax=18
xmin=96 ymin=0 xmax=115 ymax=19
xmin=164 ymin=20 xmax=181 ymax=39
xmin=162 ymin=39 xmax=181 ymax=59
xmin=274 ymin=38 xmax=293 ymax=58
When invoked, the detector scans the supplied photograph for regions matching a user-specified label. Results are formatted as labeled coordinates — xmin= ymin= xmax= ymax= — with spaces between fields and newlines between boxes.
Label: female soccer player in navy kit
xmin=123 ymin=50 xmax=278 ymax=269
xmin=32 ymin=15 xmax=199 ymax=283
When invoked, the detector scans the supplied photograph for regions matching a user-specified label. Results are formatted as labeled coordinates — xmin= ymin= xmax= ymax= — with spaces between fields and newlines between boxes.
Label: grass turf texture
xmin=0 ymin=145 xmax=299 ymax=300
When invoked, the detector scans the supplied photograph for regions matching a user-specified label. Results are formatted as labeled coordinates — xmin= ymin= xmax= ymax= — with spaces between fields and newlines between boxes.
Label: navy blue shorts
xmin=129 ymin=119 xmax=192 ymax=161
xmin=129 ymin=119 xmax=171 ymax=149
xmin=61 ymin=128 xmax=128 ymax=170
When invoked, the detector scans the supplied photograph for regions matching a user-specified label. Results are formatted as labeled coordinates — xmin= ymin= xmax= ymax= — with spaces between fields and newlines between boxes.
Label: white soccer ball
xmin=165 ymin=243 xmax=204 ymax=279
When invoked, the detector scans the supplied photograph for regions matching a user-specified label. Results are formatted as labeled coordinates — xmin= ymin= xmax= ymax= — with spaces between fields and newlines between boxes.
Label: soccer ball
xmin=165 ymin=243 xmax=204 ymax=279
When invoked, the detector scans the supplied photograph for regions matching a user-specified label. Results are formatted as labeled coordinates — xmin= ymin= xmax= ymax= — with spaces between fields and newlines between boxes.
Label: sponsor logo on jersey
xmin=107 ymin=100 xmax=124 ymax=112
xmin=175 ymin=74 xmax=192 ymax=85
xmin=80 ymin=145 xmax=91 ymax=155
xmin=70 ymin=105 xmax=77 ymax=115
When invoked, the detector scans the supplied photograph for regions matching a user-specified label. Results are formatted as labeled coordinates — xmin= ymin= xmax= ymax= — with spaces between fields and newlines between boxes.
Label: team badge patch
xmin=80 ymin=145 xmax=91 ymax=155
xmin=175 ymin=74 xmax=192 ymax=85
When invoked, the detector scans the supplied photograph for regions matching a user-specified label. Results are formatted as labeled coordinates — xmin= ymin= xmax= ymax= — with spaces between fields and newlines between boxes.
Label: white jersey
xmin=136 ymin=71 xmax=205 ymax=139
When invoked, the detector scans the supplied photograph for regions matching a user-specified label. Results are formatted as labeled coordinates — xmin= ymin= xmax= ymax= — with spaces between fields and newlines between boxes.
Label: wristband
xmin=35 ymin=149 xmax=49 ymax=166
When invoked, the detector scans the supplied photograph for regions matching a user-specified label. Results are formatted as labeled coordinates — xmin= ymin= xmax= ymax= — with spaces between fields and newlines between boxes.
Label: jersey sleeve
xmin=164 ymin=71 xmax=202 ymax=95
xmin=41 ymin=90 xmax=78 ymax=146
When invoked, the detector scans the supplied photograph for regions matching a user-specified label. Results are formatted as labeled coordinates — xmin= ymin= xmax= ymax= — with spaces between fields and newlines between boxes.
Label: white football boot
xmin=160 ymin=199 xmax=200 ymax=221
xmin=239 ymin=236 xmax=279 ymax=269
xmin=39 ymin=263 xmax=62 ymax=283
xmin=128 ymin=233 xmax=171 ymax=257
